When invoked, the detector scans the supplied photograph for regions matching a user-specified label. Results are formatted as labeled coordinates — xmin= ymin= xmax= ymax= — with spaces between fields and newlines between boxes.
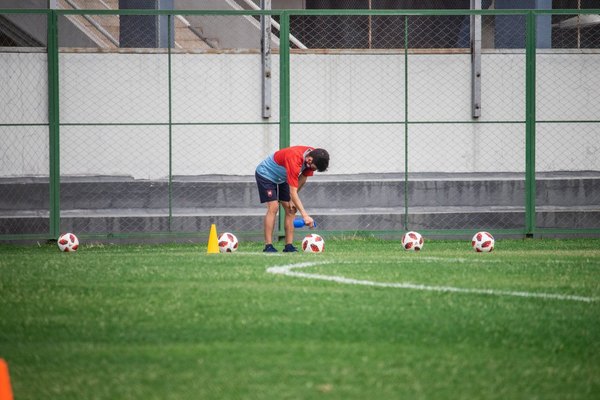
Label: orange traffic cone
xmin=207 ymin=223 xmax=219 ymax=254
xmin=0 ymin=359 xmax=13 ymax=400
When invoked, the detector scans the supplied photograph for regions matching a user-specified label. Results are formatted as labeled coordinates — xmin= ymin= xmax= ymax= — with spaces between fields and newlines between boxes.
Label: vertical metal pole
xmin=260 ymin=0 xmax=272 ymax=118
xmin=278 ymin=11 xmax=291 ymax=241
xmin=471 ymin=0 xmax=482 ymax=118
xmin=158 ymin=0 xmax=174 ymax=48
xmin=168 ymin=11 xmax=173 ymax=231
xmin=368 ymin=0 xmax=372 ymax=49
xmin=525 ymin=11 xmax=537 ymax=237
xmin=48 ymin=10 xmax=61 ymax=239
xmin=404 ymin=15 xmax=409 ymax=232
xmin=279 ymin=11 xmax=290 ymax=149
xmin=577 ymin=0 xmax=581 ymax=49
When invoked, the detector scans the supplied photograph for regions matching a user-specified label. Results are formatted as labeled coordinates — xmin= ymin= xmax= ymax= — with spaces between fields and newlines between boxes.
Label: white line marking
xmin=266 ymin=261 xmax=597 ymax=303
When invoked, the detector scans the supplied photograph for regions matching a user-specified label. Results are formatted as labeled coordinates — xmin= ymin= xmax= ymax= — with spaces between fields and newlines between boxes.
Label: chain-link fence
xmin=0 ymin=10 xmax=49 ymax=238
xmin=536 ymin=10 xmax=600 ymax=232
xmin=1 ymin=7 xmax=599 ymax=241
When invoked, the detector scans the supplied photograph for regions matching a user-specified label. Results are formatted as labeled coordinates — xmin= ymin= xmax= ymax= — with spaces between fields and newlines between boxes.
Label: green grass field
xmin=1 ymin=238 xmax=599 ymax=399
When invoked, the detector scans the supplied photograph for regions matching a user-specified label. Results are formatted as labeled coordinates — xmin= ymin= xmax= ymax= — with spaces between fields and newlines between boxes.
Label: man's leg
xmin=256 ymin=172 xmax=279 ymax=250
xmin=264 ymin=200 xmax=279 ymax=245
xmin=280 ymin=200 xmax=296 ymax=245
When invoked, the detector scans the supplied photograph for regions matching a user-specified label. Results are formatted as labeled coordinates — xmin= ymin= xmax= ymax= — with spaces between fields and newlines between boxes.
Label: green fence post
xmin=525 ymin=11 xmax=537 ymax=237
xmin=168 ymin=12 xmax=173 ymax=232
xmin=278 ymin=11 xmax=291 ymax=241
xmin=279 ymin=12 xmax=291 ymax=149
xmin=404 ymin=15 xmax=409 ymax=232
xmin=48 ymin=9 xmax=60 ymax=240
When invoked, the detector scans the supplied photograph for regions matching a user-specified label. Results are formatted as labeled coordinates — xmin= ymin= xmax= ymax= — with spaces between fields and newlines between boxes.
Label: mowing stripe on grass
xmin=266 ymin=262 xmax=597 ymax=303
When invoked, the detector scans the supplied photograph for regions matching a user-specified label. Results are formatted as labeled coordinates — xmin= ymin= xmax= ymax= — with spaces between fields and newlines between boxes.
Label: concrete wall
xmin=1 ymin=50 xmax=599 ymax=179
xmin=1 ymin=0 xmax=102 ymax=47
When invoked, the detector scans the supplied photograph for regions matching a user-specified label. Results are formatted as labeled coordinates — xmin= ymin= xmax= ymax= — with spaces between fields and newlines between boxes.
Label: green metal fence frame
xmin=1 ymin=8 xmax=599 ymax=241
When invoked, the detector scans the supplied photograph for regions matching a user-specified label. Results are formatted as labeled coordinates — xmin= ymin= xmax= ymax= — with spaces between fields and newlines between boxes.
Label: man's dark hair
xmin=309 ymin=148 xmax=329 ymax=172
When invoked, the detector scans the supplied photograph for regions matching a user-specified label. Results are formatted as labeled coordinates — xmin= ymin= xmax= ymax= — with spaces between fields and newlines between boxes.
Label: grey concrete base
xmin=1 ymin=172 xmax=599 ymax=239
xmin=2 ymin=207 xmax=599 ymax=240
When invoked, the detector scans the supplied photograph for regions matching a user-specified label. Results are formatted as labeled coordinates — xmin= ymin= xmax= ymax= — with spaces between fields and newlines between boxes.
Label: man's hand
xmin=303 ymin=215 xmax=315 ymax=228
xmin=287 ymin=202 xmax=298 ymax=214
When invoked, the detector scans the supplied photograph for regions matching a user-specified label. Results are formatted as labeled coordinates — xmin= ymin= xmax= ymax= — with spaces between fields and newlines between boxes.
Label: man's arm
xmin=289 ymin=185 xmax=314 ymax=227
xmin=289 ymin=175 xmax=308 ymax=211
xmin=297 ymin=175 xmax=308 ymax=191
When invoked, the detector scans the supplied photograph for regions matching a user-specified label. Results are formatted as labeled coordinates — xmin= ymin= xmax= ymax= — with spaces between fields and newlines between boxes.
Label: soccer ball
xmin=218 ymin=232 xmax=239 ymax=253
xmin=57 ymin=232 xmax=79 ymax=252
xmin=401 ymin=231 xmax=424 ymax=251
xmin=472 ymin=231 xmax=494 ymax=252
xmin=302 ymin=233 xmax=325 ymax=253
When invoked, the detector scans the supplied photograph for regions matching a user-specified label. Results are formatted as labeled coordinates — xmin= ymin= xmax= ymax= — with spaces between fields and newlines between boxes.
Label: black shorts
xmin=255 ymin=171 xmax=291 ymax=203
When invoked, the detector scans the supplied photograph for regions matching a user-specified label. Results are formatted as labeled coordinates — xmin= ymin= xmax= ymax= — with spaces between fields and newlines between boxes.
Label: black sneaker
xmin=283 ymin=244 xmax=298 ymax=252
xmin=263 ymin=244 xmax=278 ymax=253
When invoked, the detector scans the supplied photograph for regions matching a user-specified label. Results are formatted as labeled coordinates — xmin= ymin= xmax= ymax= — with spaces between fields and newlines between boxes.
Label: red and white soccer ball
xmin=472 ymin=231 xmax=494 ymax=252
xmin=218 ymin=232 xmax=239 ymax=253
xmin=302 ymin=233 xmax=325 ymax=253
xmin=57 ymin=232 xmax=79 ymax=252
xmin=402 ymin=231 xmax=424 ymax=251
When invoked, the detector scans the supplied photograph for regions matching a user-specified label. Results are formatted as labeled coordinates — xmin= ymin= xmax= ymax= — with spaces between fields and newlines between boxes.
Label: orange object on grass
xmin=0 ymin=359 xmax=13 ymax=400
